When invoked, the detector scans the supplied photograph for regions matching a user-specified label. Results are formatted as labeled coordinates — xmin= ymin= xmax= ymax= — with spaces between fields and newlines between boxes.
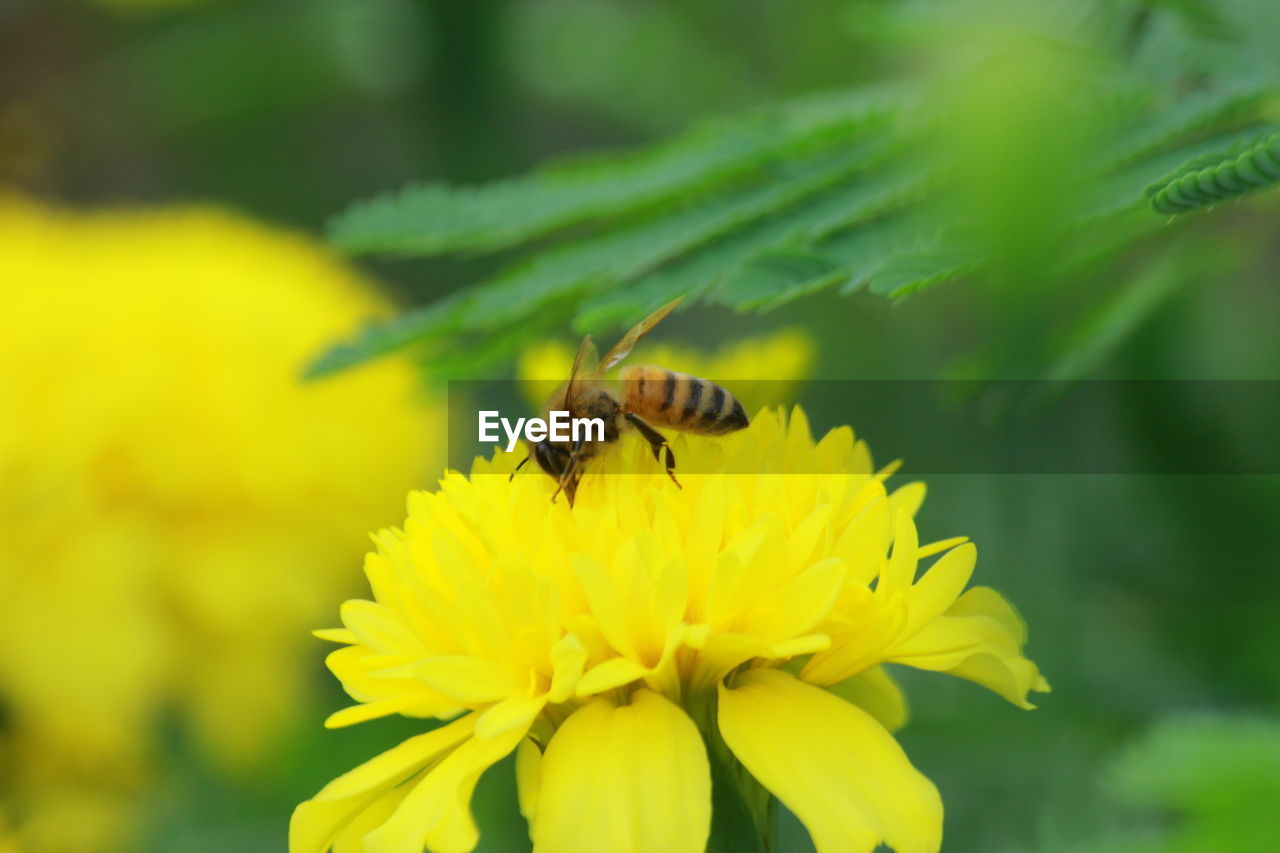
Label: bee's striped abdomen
xmin=619 ymin=365 xmax=748 ymax=435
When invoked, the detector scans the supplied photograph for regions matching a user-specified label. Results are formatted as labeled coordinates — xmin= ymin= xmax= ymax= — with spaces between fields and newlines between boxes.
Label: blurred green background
xmin=3 ymin=1 xmax=1279 ymax=852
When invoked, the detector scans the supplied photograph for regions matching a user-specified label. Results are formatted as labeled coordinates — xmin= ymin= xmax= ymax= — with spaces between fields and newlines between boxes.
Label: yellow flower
xmin=294 ymin=407 xmax=1047 ymax=853
xmin=0 ymin=196 xmax=439 ymax=851
xmin=517 ymin=329 xmax=813 ymax=411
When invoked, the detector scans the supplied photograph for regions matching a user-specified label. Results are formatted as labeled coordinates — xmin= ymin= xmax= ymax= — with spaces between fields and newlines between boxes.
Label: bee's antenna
xmin=509 ymin=455 xmax=530 ymax=482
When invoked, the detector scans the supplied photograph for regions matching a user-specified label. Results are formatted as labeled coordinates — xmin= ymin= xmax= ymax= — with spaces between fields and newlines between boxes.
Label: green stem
xmin=690 ymin=688 xmax=774 ymax=853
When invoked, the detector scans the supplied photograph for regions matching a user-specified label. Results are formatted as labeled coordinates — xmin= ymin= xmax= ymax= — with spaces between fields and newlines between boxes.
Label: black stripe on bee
xmin=682 ymin=379 xmax=703 ymax=420
xmin=662 ymin=371 xmax=677 ymax=411
xmin=702 ymin=384 xmax=726 ymax=427
xmin=724 ymin=398 xmax=748 ymax=430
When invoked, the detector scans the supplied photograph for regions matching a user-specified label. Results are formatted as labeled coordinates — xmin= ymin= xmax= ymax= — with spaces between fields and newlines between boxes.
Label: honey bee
xmin=515 ymin=297 xmax=749 ymax=504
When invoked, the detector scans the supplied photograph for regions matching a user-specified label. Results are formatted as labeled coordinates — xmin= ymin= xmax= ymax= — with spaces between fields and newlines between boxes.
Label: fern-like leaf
xmin=308 ymin=144 xmax=887 ymax=377
xmin=1145 ymin=129 xmax=1280 ymax=213
xmin=328 ymin=86 xmax=901 ymax=256
xmin=307 ymin=4 xmax=1280 ymax=379
xmin=1103 ymin=78 xmax=1274 ymax=169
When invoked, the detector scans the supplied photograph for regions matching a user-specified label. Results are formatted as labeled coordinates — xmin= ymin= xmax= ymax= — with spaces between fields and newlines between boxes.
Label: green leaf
xmin=463 ymin=143 xmax=888 ymax=329
xmin=706 ymin=753 xmax=769 ymax=853
xmin=303 ymin=290 xmax=466 ymax=379
xmin=712 ymin=209 xmax=928 ymax=310
xmin=328 ymin=86 xmax=901 ymax=256
xmin=1105 ymin=714 xmax=1280 ymax=853
xmin=308 ymin=143 xmax=891 ymax=376
xmin=865 ymin=239 xmax=981 ymax=297
xmin=1084 ymin=127 xmax=1270 ymax=222
xmin=308 ymin=10 xmax=1280 ymax=379
xmin=1145 ymin=128 xmax=1280 ymax=213
xmin=717 ymin=247 xmax=848 ymax=311
xmin=1103 ymin=78 xmax=1275 ymax=169
xmin=1110 ymin=715 xmax=1280 ymax=807
xmin=577 ymin=168 xmax=925 ymax=329
xmin=1045 ymin=248 xmax=1193 ymax=382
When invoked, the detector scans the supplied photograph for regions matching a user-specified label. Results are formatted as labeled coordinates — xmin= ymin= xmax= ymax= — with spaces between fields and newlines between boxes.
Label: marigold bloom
xmin=294 ymin=407 xmax=1047 ymax=853
xmin=0 ymin=196 xmax=438 ymax=852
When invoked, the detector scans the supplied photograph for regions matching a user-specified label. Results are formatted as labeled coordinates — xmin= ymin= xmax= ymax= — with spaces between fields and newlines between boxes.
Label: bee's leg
xmin=550 ymin=439 xmax=585 ymax=504
xmin=625 ymin=413 xmax=681 ymax=489
xmin=561 ymin=471 xmax=581 ymax=507
xmin=509 ymin=454 xmax=531 ymax=482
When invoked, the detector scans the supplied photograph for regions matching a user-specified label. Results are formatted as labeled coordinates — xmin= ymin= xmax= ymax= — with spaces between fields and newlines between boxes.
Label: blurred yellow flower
xmin=294 ymin=407 xmax=1047 ymax=853
xmin=518 ymin=328 xmax=813 ymax=411
xmin=0 ymin=197 xmax=439 ymax=852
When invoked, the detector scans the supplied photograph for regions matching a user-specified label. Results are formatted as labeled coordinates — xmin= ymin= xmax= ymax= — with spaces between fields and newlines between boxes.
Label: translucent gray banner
xmin=443 ymin=380 xmax=1280 ymax=475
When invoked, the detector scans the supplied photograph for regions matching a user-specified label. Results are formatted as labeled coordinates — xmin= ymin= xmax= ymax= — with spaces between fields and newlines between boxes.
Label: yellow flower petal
xmin=888 ymin=586 xmax=1047 ymax=708
xmin=325 ymin=646 xmax=461 ymax=719
xmin=364 ymin=723 xmax=528 ymax=853
xmin=314 ymin=628 xmax=359 ymax=644
xmin=945 ymin=652 xmax=1045 ymax=708
xmin=530 ymin=690 xmax=711 ymax=853
xmin=547 ymin=633 xmax=587 ymax=703
xmin=879 ymin=509 xmax=920 ymax=596
xmin=476 ymin=695 xmax=547 ymax=740
xmin=515 ymin=738 xmax=542 ymax=824
xmin=916 ymin=536 xmax=969 ymax=560
xmin=887 ymin=481 xmax=927 ymax=519
xmin=948 ymin=585 xmax=1026 ymax=642
xmin=797 ymin=585 xmax=906 ymax=687
xmin=289 ymin=714 xmax=476 ymax=853
xmin=902 ymin=542 xmax=977 ymax=636
xmin=324 ymin=696 xmax=440 ymax=730
xmin=718 ymin=668 xmax=942 ymax=853
xmin=341 ymin=600 xmax=427 ymax=656
xmin=413 ymin=657 xmax=521 ymax=705
xmin=333 ymin=784 xmax=413 ymax=853
xmin=825 ymin=665 xmax=910 ymax=732
xmin=575 ymin=657 xmax=652 ymax=697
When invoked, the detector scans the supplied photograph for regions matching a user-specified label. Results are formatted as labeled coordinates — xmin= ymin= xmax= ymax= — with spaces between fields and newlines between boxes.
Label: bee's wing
xmin=564 ymin=334 xmax=600 ymax=407
xmin=598 ymin=296 xmax=683 ymax=374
